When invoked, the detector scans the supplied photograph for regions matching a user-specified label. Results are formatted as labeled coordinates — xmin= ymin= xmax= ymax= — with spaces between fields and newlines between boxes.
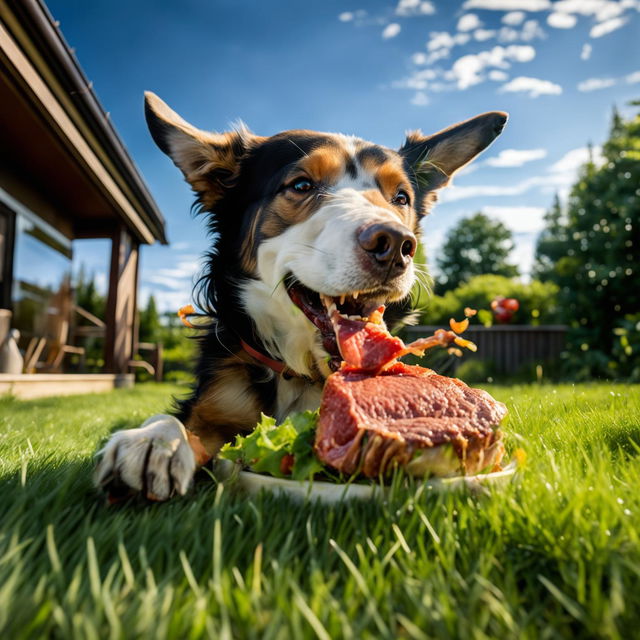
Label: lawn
xmin=0 ymin=382 xmax=639 ymax=639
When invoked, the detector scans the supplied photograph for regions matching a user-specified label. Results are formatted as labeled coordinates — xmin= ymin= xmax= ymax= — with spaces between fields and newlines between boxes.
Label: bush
xmin=454 ymin=359 xmax=496 ymax=384
xmin=417 ymin=274 xmax=561 ymax=326
xmin=610 ymin=313 xmax=640 ymax=381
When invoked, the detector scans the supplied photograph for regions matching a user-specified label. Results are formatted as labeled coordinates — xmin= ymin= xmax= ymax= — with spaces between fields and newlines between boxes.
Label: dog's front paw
xmin=95 ymin=414 xmax=196 ymax=502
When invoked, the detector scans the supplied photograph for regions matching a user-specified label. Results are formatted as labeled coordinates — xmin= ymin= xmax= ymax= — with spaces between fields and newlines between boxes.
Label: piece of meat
xmin=331 ymin=312 xmax=467 ymax=374
xmin=331 ymin=314 xmax=406 ymax=372
xmin=315 ymin=362 xmax=507 ymax=477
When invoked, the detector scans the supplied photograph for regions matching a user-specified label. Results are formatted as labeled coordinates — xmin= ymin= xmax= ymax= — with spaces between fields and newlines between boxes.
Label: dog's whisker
xmin=292 ymin=243 xmax=330 ymax=256
xmin=288 ymin=139 xmax=310 ymax=158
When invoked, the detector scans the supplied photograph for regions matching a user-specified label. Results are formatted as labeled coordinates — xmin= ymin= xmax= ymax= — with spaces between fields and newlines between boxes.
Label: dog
xmin=95 ymin=92 xmax=507 ymax=501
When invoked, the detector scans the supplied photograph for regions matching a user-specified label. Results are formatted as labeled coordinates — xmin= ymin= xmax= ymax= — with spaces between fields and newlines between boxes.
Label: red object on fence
xmin=491 ymin=296 xmax=520 ymax=324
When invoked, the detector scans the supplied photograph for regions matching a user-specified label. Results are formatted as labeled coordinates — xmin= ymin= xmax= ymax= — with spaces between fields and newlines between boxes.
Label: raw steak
xmin=315 ymin=312 xmax=507 ymax=477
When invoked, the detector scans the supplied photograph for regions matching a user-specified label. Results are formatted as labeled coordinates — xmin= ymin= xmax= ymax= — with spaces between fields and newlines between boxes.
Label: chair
xmin=24 ymin=281 xmax=85 ymax=373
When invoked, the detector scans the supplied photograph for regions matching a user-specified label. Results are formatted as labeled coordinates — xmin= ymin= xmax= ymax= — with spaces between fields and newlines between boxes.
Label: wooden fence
xmin=403 ymin=325 xmax=568 ymax=374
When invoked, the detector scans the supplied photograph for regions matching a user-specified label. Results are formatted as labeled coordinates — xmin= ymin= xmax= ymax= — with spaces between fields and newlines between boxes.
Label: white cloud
xmin=382 ymin=23 xmax=401 ymax=39
xmin=462 ymin=0 xmax=551 ymax=10
xmin=393 ymin=67 xmax=437 ymax=90
xmin=594 ymin=3 xmax=626 ymax=21
xmin=427 ymin=31 xmax=469 ymax=51
xmin=452 ymin=55 xmax=486 ymax=89
xmin=474 ymin=28 xmax=497 ymax=40
xmin=451 ymin=44 xmax=536 ymax=88
xmin=145 ymin=274 xmax=186 ymax=290
xmin=338 ymin=9 xmax=368 ymax=23
xmin=498 ymin=19 xmax=545 ymax=41
xmin=550 ymin=146 xmax=603 ymax=173
xmin=94 ymin=272 xmax=107 ymax=295
xmin=411 ymin=52 xmax=428 ymax=65
xmin=502 ymin=11 xmax=526 ymax=24
xmin=485 ymin=148 xmax=547 ymax=167
xmin=577 ymin=76 xmax=617 ymax=91
xmin=396 ymin=0 xmax=436 ymax=16
xmin=571 ymin=69 xmax=640 ymax=92
xmin=441 ymin=180 xmax=536 ymax=202
xmin=424 ymin=48 xmax=451 ymax=65
xmin=489 ymin=69 xmax=509 ymax=80
xmin=458 ymin=14 xmax=482 ymax=31
xmin=510 ymin=233 xmax=538 ymax=278
xmin=140 ymin=287 xmax=192 ymax=313
xmin=506 ymin=44 xmax=537 ymax=61
xmin=440 ymin=146 xmax=604 ymax=205
xmin=482 ymin=206 xmax=547 ymax=233
xmin=423 ymin=31 xmax=473 ymax=64
xmin=590 ymin=16 xmax=628 ymax=37
xmin=399 ymin=42 xmax=537 ymax=94
xmin=553 ymin=1 xmax=625 ymax=20
xmin=411 ymin=91 xmax=430 ymax=106
xmin=581 ymin=43 xmax=592 ymax=60
xmin=547 ymin=12 xmax=577 ymax=28
xmin=500 ymin=75 xmax=562 ymax=96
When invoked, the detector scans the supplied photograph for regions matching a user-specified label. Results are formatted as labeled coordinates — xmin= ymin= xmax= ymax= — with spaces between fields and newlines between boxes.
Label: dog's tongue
xmin=331 ymin=307 xmax=465 ymax=373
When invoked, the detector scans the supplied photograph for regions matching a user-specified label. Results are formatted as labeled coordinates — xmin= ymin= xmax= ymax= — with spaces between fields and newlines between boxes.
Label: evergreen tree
xmin=74 ymin=265 xmax=106 ymax=321
xmin=534 ymin=104 xmax=640 ymax=373
xmin=139 ymin=295 xmax=161 ymax=343
xmin=436 ymin=212 xmax=519 ymax=292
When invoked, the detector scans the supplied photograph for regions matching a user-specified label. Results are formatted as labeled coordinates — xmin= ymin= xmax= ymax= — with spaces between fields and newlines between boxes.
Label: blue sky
xmin=48 ymin=0 xmax=640 ymax=310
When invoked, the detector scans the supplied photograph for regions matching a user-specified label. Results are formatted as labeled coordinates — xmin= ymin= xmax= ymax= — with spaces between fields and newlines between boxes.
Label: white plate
xmin=214 ymin=458 xmax=518 ymax=504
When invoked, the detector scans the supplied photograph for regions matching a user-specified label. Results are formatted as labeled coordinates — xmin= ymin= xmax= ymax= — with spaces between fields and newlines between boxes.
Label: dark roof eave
xmin=7 ymin=0 xmax=168 ymax=245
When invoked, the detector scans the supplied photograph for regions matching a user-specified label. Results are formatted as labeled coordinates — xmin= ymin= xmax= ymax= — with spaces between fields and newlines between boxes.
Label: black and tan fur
xmin=95 ymin=93 xmax=507 ymax=501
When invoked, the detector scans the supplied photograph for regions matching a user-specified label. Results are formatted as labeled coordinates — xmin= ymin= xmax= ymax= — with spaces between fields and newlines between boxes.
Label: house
xmin=0 ymin=0 xmax=167 ymax=397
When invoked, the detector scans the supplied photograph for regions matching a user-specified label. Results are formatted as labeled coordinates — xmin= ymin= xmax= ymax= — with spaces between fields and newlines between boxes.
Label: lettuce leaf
xmin=219 ymin=411 xmax=324 ymax=480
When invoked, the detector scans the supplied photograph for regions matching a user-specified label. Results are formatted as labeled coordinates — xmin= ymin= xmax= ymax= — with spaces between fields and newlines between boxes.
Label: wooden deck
xmin=0 ymin=373 xmax=134 ymax=399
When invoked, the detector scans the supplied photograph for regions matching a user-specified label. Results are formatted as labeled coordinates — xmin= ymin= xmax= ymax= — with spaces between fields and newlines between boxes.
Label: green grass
xmin=0 ymin=382 xmax=639 ymax=639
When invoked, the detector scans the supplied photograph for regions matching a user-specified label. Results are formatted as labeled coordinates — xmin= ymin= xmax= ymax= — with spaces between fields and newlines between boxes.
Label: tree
xmin=534 ymin=104 xmax=640 ymax=376
xmin=74 ymin=265 xmax=106 ymax=321
xmin=532 ymin=193 xmax=564 ymax=282
xmin=435 ymin=212 xmax=519 ymax=292
xmin=139 ymin=295 xmax=161 ymax=343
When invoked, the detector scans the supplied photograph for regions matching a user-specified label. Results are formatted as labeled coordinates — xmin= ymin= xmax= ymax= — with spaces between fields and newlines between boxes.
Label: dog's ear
xmin=399 ymin=111 xmax=508 ymax=214
xmin=144 ymin=91 xmax=263 ymax=207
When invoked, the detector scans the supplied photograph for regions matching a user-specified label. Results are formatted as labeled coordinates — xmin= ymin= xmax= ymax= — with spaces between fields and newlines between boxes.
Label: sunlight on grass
xmin=0 ymin=383 xmax=639 ymax=638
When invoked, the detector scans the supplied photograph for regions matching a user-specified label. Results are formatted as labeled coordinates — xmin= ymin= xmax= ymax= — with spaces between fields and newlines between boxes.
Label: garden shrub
xmin=417 ymin=274 xmax=560 ymax=326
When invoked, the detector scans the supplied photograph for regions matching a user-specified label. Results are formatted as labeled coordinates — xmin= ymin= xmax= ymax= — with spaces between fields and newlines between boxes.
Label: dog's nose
xmin=358 ymin=222 xmax=417 ymax=271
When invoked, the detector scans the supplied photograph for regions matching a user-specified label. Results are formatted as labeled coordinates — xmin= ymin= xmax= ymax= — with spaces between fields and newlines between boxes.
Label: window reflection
xmin=12 ymin=213 xmax=72 ymax=340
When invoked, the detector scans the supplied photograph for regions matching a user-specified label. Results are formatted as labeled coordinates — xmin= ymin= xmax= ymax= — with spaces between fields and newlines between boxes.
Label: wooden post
xmin=105 ymin=227 xmax=139 ymax=373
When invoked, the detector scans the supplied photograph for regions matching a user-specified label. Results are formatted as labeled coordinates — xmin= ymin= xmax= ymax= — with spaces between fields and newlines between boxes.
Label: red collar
xmin=240 ymin=339 xmax=310 ymax=381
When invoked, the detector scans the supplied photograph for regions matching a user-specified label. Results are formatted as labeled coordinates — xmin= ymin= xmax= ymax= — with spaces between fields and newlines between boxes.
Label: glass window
xmin=12 ymin=212 xmax=72 ymax=341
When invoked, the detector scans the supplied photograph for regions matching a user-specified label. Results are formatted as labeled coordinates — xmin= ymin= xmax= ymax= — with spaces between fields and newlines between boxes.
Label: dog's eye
xmin=291 ymin=178 xmax=314 ymax=193
xmin=392 ymin=190 xmax=410 ymax=206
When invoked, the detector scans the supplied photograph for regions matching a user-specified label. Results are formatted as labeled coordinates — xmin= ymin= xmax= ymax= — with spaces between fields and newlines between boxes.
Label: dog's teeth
xmin=348 ymin=315 xmax=364 ymax=321
xmin=353 ymin=291 xmax=359 ymax=300
xmin=339 ymin=295 xmax=346 ymax=305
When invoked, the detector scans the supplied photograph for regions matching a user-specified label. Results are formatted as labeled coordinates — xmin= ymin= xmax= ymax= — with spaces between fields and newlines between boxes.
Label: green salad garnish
xmin=219 ymin=411 xmax=325 ymax=480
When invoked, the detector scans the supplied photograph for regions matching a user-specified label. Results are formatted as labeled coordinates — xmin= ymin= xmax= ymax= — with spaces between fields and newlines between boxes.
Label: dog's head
xmin=145 ymin=92 xmax=507 ymax=378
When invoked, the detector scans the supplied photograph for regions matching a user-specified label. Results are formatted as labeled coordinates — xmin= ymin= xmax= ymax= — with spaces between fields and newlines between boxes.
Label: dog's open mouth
xmin=285 ymin=276 xmax=388 ymax=372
